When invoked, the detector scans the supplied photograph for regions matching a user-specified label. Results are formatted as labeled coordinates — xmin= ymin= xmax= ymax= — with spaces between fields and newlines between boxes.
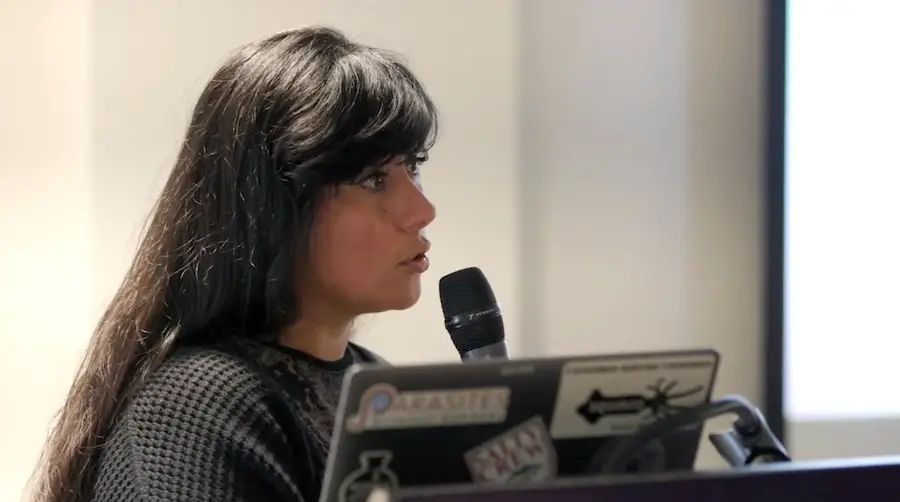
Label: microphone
xmin=438 ymin=267 xmax=509 ymax=361
xmin=600 ymin=394 xmax=791 ymax=473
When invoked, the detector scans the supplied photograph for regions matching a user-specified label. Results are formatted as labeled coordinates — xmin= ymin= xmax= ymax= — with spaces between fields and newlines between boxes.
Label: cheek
xmin=310 ymin=207 xmax=386 ymax=293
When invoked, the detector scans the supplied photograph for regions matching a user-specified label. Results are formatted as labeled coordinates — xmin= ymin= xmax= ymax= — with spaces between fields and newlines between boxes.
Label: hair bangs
xmin=315 ymin=51 xmax=438 ymax=183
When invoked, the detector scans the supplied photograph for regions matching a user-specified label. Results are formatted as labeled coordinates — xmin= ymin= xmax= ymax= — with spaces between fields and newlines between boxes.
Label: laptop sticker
xmin=548 ymin=353 xmax=717 ymax=439
xmin=338 ymin=450 xmax=399 ymax=502
xmin=346 ymin=383 xmax=511 ymax=433
xmin=364 ymin=487 xmax=393 ymax=502
xmin=464 ymin=415 xmax=559 ymax=485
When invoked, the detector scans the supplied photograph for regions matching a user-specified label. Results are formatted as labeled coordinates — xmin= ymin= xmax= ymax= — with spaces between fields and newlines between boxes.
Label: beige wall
xmin=0 ymin=1 xmax=765 ymax=500
xmin=0 ymin=1 xmax=93 ymax=499
xmin=517 ymin=0 xmax=765 ymax=468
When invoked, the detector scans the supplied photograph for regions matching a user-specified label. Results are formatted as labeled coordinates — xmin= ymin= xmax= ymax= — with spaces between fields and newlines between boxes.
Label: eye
xmin=359 ymin=171 xmax=388 ymax=191
xmin=406 ymin=152 xmax=429 ymax=178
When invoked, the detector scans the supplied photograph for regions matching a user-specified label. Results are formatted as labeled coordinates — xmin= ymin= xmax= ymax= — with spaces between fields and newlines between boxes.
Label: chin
xmin=364 ymin=296 xmax=419 ymax=314
xmin=382 ymin=282 xmax=423 ymax=312
xmin=391 ymin=290 xmax=422 ymax=311
xmin=395 ymin=296 xmax=421 ymax=311
xmin=356 ymin=276 xmax=423 ymax=313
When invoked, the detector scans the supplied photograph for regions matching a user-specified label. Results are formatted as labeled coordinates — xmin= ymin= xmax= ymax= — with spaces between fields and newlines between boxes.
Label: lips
xmin=402 ymin=254 xmax=429 ymax=274
xmin=405 ymin=241 xmax=431 ymax=263
xmin=400 ymin=241 xmax=431 ymax=273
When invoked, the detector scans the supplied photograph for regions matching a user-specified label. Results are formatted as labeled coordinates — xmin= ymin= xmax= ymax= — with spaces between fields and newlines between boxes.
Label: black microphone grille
xmin=438 ymin=267 xmax=497 ymax=321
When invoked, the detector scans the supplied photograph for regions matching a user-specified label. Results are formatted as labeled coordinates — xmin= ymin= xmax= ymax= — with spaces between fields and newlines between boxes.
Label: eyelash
xmin=359 ymin=154 xmax=428 ymax=191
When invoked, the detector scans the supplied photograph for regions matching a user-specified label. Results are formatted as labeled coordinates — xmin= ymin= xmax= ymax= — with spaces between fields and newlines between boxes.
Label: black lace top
xmin=88 ymin=337 xmax=382 ymax=502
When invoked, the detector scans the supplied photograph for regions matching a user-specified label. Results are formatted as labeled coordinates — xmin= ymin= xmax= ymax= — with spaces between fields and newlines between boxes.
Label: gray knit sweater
xmin=87 ymin=338 xmax=381 ymax=502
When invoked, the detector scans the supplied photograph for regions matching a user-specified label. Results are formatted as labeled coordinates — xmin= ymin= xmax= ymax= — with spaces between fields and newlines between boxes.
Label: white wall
xmin=0 ymin=1 xmax=765 ymax=500
xmin=517 ymin=0 xmax=765 ymax=467
xmin=0 ymin=0 xmax=93 ymax=499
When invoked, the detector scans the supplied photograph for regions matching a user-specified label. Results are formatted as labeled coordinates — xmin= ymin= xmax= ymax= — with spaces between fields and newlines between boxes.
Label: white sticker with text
xmin=549 ymin=352 xmax=717 ymax=439
xmin=346 ymin=383 xmax=511 ymax=432
xmin=464 ymin=415 xmax=558 ymax=484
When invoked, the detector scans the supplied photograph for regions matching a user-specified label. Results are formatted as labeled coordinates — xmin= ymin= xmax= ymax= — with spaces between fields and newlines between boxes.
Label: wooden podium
xmin=399 ymin=456 xmax=900 ymax=501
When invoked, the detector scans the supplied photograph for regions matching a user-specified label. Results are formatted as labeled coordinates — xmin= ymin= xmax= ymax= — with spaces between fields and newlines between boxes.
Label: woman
xmin=31 ymin=26 xmax=437 ymax=502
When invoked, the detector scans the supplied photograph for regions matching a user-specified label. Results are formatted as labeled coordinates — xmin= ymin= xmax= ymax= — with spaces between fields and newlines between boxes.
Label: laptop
xmin=400 ymin=456 xmax=900 ymax=502
xmin=320 ymin=349 xmax=720 ymax=502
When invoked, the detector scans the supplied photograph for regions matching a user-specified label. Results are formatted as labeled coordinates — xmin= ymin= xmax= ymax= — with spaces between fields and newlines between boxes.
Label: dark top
xmin=88 ymin=337 xmax=383 ymax=502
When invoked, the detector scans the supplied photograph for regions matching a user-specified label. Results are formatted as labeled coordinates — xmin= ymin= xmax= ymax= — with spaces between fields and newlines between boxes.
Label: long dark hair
xmin=30 ymin=26 xmax=437 ymax=502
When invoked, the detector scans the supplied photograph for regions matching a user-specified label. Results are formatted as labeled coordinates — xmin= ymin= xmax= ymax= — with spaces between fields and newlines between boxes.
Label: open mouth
xmin=402 ymin=253 xmax=430 ymax=273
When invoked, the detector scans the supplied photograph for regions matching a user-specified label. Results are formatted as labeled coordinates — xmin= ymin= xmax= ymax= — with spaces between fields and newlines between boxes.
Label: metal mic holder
xmin=707 ymin=396 xmax=791 ymax=467
xmin=600 ymin=395 xmax=791 ymax=474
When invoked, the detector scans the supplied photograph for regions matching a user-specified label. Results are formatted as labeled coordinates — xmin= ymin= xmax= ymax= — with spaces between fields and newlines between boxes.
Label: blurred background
xmin=0 ymin=0 xmax=897 ymax=500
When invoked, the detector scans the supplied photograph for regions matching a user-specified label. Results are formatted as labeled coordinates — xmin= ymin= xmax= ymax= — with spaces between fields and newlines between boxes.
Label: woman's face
xmin=304 ymin=155 xmax=436 ymax=318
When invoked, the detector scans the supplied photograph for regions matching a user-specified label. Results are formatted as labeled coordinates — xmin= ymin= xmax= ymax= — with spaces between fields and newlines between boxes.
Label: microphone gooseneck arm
xmin=600 ymin=395 xmax=791 ymax=474
xmin=707 ymin=397 xmax=792 ymax=467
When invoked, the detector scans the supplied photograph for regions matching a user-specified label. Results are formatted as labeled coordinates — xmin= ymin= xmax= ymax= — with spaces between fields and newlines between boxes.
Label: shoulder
xmin=92 ymin=346 xmax=314 ymax=501
xmin=124 ymin=345 xmax=293 ymax=430
xmin=143 ymin=345 xmax=265 ymax=398
xmin=123 ymin=344 xmax=308 ymax=453
xmin=142 ymin=344 xmax=275 ymax=404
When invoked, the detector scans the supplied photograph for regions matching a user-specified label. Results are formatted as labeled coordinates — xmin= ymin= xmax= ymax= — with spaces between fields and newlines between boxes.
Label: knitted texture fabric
xmin=88 ymin=340 xmax=377 ymax=502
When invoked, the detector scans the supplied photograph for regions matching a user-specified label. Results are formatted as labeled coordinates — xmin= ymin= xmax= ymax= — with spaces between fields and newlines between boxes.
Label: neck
xmin=279 ymin=314 xmax=353 ymax=362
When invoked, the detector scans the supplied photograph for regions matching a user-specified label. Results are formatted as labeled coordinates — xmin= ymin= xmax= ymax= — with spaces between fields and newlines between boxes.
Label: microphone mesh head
xmin=438 ymin=267 xmax=504 ymax=353
xmin=439 ymin=267 xmax=496 ymax=318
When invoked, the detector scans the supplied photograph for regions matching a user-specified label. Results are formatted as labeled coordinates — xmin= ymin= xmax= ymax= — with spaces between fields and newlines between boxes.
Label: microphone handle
xmin=460 ymin=341 xmax=509 ymax=361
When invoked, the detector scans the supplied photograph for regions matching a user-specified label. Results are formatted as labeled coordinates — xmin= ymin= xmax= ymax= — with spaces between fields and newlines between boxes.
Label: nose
xmin=399 ymin=180 xmax=436 ymax=234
